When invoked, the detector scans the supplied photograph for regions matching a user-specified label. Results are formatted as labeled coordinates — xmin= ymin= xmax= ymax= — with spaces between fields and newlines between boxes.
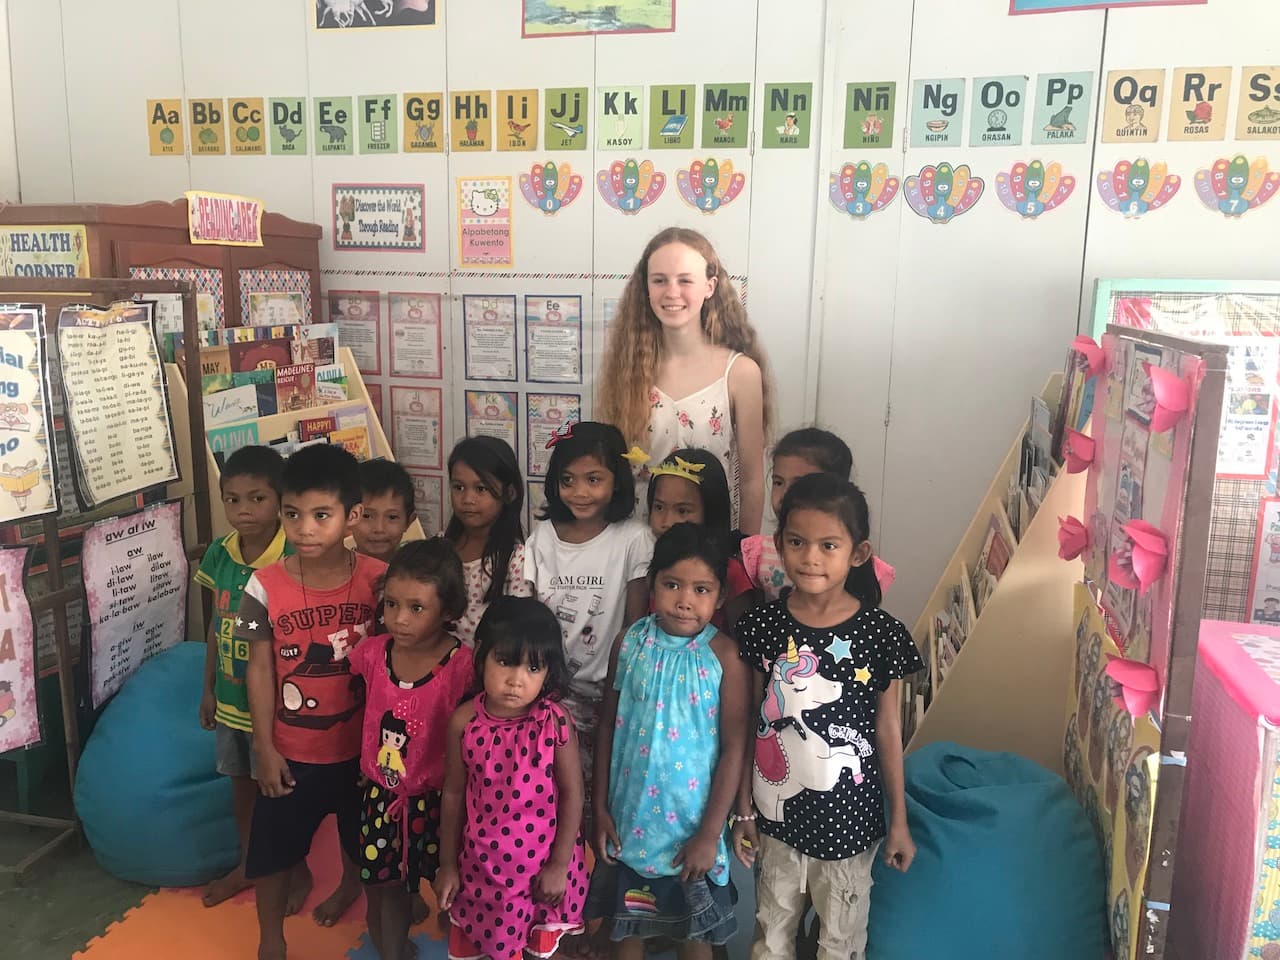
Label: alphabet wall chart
xmin=133 ymin=42 xmax=1280 ymax=520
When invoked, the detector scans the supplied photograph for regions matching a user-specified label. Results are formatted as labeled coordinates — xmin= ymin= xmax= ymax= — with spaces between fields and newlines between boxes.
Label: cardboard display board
xmin=1068 ymin=325 xmax=1227 ymax=960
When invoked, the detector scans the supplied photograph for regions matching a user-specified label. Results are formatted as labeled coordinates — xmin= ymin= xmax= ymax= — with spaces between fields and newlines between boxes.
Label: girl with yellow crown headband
xmin=642 ymin=447 xmax=755 ymax=631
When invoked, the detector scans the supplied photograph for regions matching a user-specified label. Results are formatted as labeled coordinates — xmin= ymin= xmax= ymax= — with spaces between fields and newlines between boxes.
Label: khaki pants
xmin=750 ymin=832 xmax=879 ymax=960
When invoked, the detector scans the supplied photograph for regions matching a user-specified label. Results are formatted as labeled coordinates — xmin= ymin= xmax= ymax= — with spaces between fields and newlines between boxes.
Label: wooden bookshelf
xmin=905 ymin=374 xmax=1085 ymax=774
xmin=167 ymin=346 xmax=425 ymax=642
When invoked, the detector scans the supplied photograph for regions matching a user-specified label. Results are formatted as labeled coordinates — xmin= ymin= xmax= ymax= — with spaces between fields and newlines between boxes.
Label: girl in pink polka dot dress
xmin=435 ymin=597 xmax=588 ymax=960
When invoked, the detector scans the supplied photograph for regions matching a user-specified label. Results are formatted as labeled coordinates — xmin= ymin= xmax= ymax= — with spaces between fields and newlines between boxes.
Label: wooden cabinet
xmin=0 ymin=200 xmax=321 ymax=327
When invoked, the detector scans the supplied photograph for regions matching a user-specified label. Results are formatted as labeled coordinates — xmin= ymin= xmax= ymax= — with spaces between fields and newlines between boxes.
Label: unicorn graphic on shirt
xmin=753 ymin=637 xmax=874 ymax=822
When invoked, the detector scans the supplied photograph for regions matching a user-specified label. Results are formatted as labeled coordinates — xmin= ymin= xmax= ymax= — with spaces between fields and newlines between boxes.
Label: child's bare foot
xmin=202 ymin=865 xmax=252 ymax=907
xmin=312 ymin=874 xmax=361 ymax=926
xmin=285 ymin=863 xmax=313 ymax=917
xmin=411 ymin=891 xmax=430 ymax=925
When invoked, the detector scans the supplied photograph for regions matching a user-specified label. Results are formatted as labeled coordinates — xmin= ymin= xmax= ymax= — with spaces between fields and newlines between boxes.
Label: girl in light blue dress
xmin=587 ymin=523 xmax=751 ymax=958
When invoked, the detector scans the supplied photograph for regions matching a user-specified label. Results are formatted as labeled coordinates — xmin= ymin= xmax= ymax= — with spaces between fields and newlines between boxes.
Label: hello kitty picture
xmin=458 ymin=176 xmax=513 ymax=267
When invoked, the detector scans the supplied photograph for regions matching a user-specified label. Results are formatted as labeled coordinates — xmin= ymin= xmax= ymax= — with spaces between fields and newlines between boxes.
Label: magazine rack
xmin=167 ymin=346 xmax=423 ymax=542
xmin=905 ymin=374 xmax=1085 ymax=774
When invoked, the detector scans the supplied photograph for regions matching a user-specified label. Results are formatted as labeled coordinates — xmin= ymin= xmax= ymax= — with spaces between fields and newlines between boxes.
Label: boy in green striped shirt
xmin=196 ymin=445 xmax=293 ymax=908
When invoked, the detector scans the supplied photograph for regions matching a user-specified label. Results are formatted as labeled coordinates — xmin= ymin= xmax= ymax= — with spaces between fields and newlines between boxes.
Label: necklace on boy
xmin=297 ymin=551 xmax=357 ymax=657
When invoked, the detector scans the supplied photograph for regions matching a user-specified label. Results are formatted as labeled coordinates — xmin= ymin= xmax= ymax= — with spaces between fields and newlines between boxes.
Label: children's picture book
xmin=232 ymin=367 xmax=275 ymax=390
xmin=208 ymin=421 xmax=260 ymax=466
xmin=275 ymin=363 xmax=317 ymax=413
xmin=1053 ymin=346 xmax=1097 ymax=463
xmin=971 ymin=511 xmax=1016 ymax=615
xmin=198 ymin=345 xmax=231 ymax=379
xmin=201 ymin=373 xmax=233 ymax=395
xmin=332 ymin=404 xmax=370 ymax=431
xmin=290 ymin=323 xmax=340 ymax=366
xmin=298 ymin=416 xmax=337 ymax=442
xmin=1030 ymin=395 xmax=1053 ymax=475
xmin=330 ymin=425 xmax=371 ymax=461
xmin=230 ymin=338 xmax=292 ymax=374
xmin=930 ymin=613 xmax=955 ymax=687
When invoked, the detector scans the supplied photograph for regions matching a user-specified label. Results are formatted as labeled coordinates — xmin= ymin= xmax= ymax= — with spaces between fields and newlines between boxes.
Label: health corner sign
xmin=0 ymin=226 xmax=89 ymax=277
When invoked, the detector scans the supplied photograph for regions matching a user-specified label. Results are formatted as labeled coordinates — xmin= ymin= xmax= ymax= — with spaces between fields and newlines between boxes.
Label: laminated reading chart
xmin=56 ymin=301 xmax=179 ymax=508
xmin=83 ymin=500 xmax=188 ymax=707
xmin=0 ymin=305 xmax=59 ymax=525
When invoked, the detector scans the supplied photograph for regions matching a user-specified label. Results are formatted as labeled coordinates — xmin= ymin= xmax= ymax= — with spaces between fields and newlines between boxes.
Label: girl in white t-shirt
xmin=442 ymin=436 xmax=532 ymax=646
xmin=523 ymin=420 xmax=653 ymax=815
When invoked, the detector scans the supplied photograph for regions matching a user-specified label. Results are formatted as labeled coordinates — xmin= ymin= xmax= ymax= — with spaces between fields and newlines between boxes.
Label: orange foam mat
xmin=74 ymin=816 xmax=370 ymax=959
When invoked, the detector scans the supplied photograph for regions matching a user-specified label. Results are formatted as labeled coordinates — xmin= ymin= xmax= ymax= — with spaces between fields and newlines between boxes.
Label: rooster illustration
xmin=508 ymin=119 xmax=531 ymax=135
xmin=713 ymin=113 xmax=735 ymax=132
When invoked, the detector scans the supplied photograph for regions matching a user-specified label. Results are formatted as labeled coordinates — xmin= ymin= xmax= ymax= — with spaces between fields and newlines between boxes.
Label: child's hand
xmin=672 ymin=831 xmax=718 ymax=882
xmin=883 ymin=822 xmax=915 ymax=873
xmin=433 ymin=864 xmax=460 ymax=911
xmin=255 ymin=746 xmax=295 ymax=798
xmin=593 ymin=810 xmax=621 ymax=865
xmin=731 ymin=818 xmax=759 ymax=868
xmin=199 ymin=690 xmax=217 ymax=731
xmin=531 ymin=859 xmax=567 ymax=905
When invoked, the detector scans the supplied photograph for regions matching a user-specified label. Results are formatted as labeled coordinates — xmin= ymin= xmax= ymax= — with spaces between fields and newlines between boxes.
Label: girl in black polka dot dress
xmin=731 ymin=474 xmax=924 ymax=960
xmin=434 ymin=597 xmax=589 ymax=960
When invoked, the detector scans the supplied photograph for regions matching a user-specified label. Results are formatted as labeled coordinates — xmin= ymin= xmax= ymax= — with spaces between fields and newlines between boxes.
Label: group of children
xmin=193 ymin=228 xmax=923 ymax=960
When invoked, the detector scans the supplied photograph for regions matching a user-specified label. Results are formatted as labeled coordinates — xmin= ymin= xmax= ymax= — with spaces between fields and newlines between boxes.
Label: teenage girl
xmin=443 ymin=436 xmax=532 ymax=646
xmin=740 ymin=427 xmax=896 ymax=603
xmin=598 ymin=227 xmax=772 ymax=535
xmin=587 ymin=523 xmax=750 ymax=959
xmin=732 ymin=474 xmax=924 ymax=959
xmin=347 ymin=539 xmax=473 ymax=960
xmin=646 ymin=447 xmax=753 ymax=629
xmin=434 ymin=597 xmax=588 ymax=960
xmin=523 ymin=420 xmax=653 ymax=814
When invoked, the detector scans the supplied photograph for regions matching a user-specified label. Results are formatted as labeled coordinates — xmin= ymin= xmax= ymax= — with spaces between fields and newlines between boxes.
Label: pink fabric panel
xmin=1170 ymin=643 xmax=1264 ymax=960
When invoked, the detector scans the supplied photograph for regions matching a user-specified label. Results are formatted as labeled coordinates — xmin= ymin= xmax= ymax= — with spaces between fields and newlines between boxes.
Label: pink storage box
xmin=1170 ymin=621 xmax=1280 ymax=960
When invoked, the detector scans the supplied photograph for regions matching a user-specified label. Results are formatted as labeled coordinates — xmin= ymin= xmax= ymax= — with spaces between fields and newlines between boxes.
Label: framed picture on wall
xmin=1010 ymin=0 xmax=1204 ymax=12
xmin=522 ymin=0 xmax=675 ymax=37
xmin=314 ymin=0 xmax=437 ymax=29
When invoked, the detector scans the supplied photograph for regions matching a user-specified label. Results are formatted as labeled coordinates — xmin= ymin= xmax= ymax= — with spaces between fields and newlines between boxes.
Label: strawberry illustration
xmin=466 ymin=119 xmax=478 ymax=140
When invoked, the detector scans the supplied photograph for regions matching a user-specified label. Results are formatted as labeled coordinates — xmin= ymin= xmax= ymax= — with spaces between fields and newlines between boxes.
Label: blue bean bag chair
xmin=868 ymin=741 xmax=1106 ymax=960
xmin=74 ymin=642 xmax=239 ymax=886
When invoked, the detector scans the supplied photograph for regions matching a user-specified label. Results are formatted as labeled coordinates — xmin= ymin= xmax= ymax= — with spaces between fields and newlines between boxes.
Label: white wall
xmin=7 ymin=0 xmax=1280 ymax=624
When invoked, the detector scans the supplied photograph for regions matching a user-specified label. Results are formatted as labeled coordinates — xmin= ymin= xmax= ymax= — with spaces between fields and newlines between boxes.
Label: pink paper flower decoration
xmin=1062 ymin=429 xmax=1095 ymax=474
xmin=1058 ymin=515 xmax=1090 ymax=561
xmin=1105 ymin=654 xmax=1160 ymax=717
xmin=1108 ymin=541 xmax=1139 ymax=590
xmin=1072 ymin=335 xmax=1107 ymax=377
xmin=1144 ymin=362 xmax=1191 ymax=433
xmin=1122 ymin=519 xmax=1168 ymax=594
